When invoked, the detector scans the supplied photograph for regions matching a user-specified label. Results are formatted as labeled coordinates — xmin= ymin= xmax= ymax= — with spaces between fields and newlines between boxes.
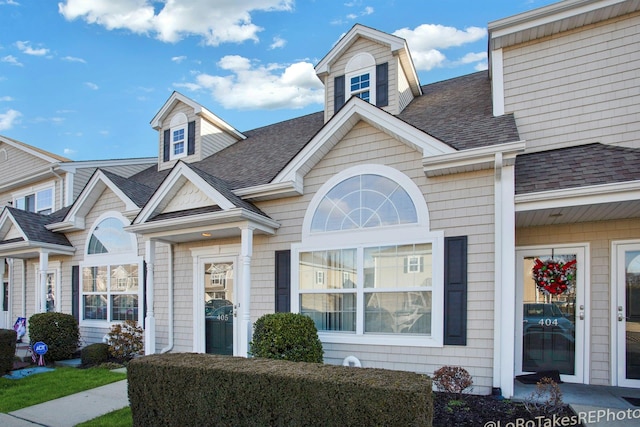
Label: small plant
xmin=432 ymin=366 xmax=473 ymax=398
xmin=250 ymin=312 xmax=323 ymax=362
xmin=0 ymin=328 xmax=17 ymax=374
xmin=81 ymin=343 xmax=110 ymax=367
xmin=106 ymin=320 xmax=144 ymax=363
xmin=524 ymin=377 xmax=564 ymax=415
xmin=28 ymin=312 xmax=80 ymax=361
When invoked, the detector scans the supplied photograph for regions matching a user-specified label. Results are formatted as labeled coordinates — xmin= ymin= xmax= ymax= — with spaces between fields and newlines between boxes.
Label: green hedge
xmin=28 ymin=312 xmax=79 ymax=361
xmin=0 ymin=328 xmax=16 ymax=374
xmin=250 ymin=312 xmax=323 ymax=362
xmin=81 ymin=343 xmax=110 ymax=366
xmin=128 ymin=353 xmax=432 ymax=427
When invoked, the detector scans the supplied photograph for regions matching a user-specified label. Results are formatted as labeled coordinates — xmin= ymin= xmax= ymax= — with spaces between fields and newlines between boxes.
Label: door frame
xmin=611 ymin=240 xmax=640 ymax=388
xmin=515 ymin=243 xmax=590 ymax=384
xmin=191 ymin=247 xmax=239 ymax=355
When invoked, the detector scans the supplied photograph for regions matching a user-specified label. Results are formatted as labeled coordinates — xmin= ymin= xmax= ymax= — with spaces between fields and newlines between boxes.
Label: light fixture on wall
xmin=201 ymin=232 xmax=212 ymax=237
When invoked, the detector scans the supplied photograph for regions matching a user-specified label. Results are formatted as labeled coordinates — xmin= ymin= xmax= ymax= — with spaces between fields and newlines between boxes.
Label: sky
xmin=0 ymin=0 xmax=558 ymax=161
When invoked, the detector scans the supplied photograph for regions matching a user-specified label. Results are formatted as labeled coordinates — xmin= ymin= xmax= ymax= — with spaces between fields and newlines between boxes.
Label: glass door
xmin=516 ymin=246 xmax=586 ymax=383
xmin=204 ymin=262 xmax=234 ymax=355
xmin=615 ymin=242 xmax=640 ymax=387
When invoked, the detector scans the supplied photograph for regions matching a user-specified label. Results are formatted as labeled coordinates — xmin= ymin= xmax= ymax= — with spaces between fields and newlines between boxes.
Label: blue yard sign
xmin=33 ymin=341 xmax=48 ymax=355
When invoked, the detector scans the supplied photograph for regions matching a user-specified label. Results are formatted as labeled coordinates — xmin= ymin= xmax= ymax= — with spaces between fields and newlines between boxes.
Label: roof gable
xmin=0 ymin=135 xmax=70 ymax=164
xmin=0 ymin=207 xmax=73 ymax=257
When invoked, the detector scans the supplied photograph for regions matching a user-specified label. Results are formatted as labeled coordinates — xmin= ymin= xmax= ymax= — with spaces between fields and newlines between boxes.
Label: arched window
xmin=82 ymin=214 xmax=142 ymax=324
xmin=294 ymin=165 xmax=443 ymax=347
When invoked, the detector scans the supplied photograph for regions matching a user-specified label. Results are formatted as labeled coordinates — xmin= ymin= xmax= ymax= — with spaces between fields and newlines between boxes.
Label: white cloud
xmin=15 ymin=41 xmax=49 ymax=56
xmin=2 ymin=55 xmax=23 ymax=66
xmin=458 ymin=52 xmax=486 ymax=64
xmin=180 ymin=55 xmax=323 ymax=110
xmin=0 ymin=109 xmax=21 ymax=130
xmin=269 ymin=36 xmax=286 ymax=50
xmin=62 ymin=56 xmax=87 ymax=63
xmin=84 ymin=82 xmax=99 ymax=90
xmin=394 ymin=24 xmax=486 ymax=71
xmin=171 ymin=55 xmax=187 ymax=63
xmin=58 ymin=0 xmax=294 ymax=46
xmin=0 ymin=96 xmax=13 ymax=101
xmin=63 ymin=148 xmax=77 ymax=155
xmin=0 ymin=1 xmax=20 ymax=5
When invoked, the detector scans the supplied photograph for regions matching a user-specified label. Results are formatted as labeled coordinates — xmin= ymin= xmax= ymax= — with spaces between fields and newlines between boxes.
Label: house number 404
xmin=538 ymin=318 xmax=559 ymax=327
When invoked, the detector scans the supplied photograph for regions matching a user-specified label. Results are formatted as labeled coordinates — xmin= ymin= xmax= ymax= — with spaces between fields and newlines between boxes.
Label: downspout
xmin=160 ymin=244 xmax=174 ymax=354
xmin=49 ymin=166 xmax=64 ymax=209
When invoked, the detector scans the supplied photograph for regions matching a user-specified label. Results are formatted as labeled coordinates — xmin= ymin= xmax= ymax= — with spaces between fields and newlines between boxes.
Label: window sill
xmin=317 ymin=331 xmax=443 ymax=348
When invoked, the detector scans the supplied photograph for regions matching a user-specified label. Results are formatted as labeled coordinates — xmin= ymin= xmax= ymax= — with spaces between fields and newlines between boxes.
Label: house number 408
xmin=538 ymin=318 xmax=559 ymax=327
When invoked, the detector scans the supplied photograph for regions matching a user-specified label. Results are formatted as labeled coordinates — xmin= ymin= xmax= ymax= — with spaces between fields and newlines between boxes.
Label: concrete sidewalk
xmin=0 ymin=379 xmax=129 ymax=427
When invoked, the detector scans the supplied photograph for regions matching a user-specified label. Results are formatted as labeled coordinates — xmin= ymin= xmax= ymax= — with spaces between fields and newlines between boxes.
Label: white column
xmin=239 ymin=226 xmax=254 ymax=357
xmin=39 ymin=252 xmax=49 ymax=313
xmin=0 ymin=258 xmax=5 ymax=312
xmin=144 ymin=240 xmax=156 ymax=355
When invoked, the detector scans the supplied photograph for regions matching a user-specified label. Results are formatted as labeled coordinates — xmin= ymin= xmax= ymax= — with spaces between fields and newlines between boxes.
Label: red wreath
xmin=532 ymin=258 xmax=576 ymax=295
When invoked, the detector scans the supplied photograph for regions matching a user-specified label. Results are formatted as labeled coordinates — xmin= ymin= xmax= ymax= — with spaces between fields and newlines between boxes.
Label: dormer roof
xmin=151 ymin=91 xmax=246 ymax=141
xmin=315 ymin=24 xmax=422 ymax=97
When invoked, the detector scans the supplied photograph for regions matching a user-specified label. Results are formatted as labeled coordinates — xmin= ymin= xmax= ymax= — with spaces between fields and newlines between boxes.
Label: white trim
xmin=0 ymin=135 xmax=67 ymax=164
xmin=12 ymin=182 xmax=56 ymax=215
xmin=424 ymin=141 xmax=525 ymax=177
xmin=516 ymin=180 xmax=640 ymax=211
xmin=32 ymin=261 xmax=61 ymax=313
xmin=611 ymin=240 xmax=640 ymax=388
xmin=514 ymin=244 xmax=590 ymax=386
xmin=491 ymin=48 xmax=505 ymax=117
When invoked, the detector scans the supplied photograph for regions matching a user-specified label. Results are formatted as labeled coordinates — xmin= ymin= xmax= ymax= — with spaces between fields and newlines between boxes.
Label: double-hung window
xmin=293 ymin=166 xmax=444 ymax=347
xmin=81 ymin=215 xmax=142 ymax=324
xmin=169 ymin=112 xmax=188 ymax=160
xmin=350 ymin=73 xmax=370 ymax=102
xmin=14 ymin=187 xmax=54 ymax=214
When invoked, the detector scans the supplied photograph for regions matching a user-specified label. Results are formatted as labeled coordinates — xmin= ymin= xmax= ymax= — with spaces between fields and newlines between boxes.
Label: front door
xmin=204 ymin=261 xmax=234 ymax=355
xmin=614 ymin=242 xmax=640 ymax=388
xmin=516 ymin=246 xmax=587 ymax=383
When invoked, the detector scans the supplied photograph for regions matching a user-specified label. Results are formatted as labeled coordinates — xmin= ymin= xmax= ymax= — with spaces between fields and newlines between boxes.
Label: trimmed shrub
xmin=432 ymin=366 xmax=473 ymax=398
xmin=107 ymin=320 xmax=144 ymax=363
xmin=0 ymin=328 xmax=16 ymax=374
xmin=28 ymin=312 xmax=79 ymax=361
xmin=81 ymin=343 xmax=110 ymax=366
xmin=129 ymin=353 xmax=433 ymax=427
xmin=250 ymin=312 xmax=323 ymax=363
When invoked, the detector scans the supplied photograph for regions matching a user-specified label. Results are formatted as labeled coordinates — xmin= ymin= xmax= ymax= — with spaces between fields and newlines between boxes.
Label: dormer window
xmin=350 ymin=73 xmax=371 ymax=102
xmin=170 ymin=113 xmax=188 ymax=160
xmin=334 ymin=53 xmax=388 ymax=113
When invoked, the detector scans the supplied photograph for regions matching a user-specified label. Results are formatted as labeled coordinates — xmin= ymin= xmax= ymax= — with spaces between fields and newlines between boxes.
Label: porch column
xmin=39 ymin=252 xmax=49 ymax=313
xmin=239 ymin=226 xmax=254 ymax=357
xmin=493 ymin=153 xmax=516 ymax=398
xmin=0 ymin=258 xmax=4 ymax=312
xmin=145 ymin=240 xmax=156 ymax=355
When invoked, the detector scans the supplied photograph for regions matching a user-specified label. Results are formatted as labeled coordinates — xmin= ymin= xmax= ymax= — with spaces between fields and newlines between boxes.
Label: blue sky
xmin=0 ymin=0 xmax=556 ymax=161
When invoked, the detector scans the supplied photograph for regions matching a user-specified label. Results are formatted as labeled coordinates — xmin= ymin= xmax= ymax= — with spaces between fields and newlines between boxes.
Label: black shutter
xmin=334 ymin=75 xmax=345 ymax=113
xmin=187 ymin=121 xmax=196 ymax=155
xmin=444 ymin=236 xmax=467 ymax=345
xmin=275 ymin=250 xmax=291 ymax=313
xmin=163 ymin=129 xmax=170 ymax=162
xmin=376 ymin=62 xmax=388 ymax=107
xmin=71 ymin=265 xmax=79 ymax=322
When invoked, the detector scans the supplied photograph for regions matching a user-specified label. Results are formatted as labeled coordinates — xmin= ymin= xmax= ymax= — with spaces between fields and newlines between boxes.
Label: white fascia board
xmin=489 ymin=0 xmax=624 ymax=38
xmin=315 ymin=24 xmax=406 ymax=76
xmin=127 ymin=208 xmax=279 ymax=236
xmin=46 ymin=220 xmax=84 ymax=232
xmin=424 ymin=141 xmax=525 ymax=177
xmin=515 ymin=180 xmax=640 ymax=211
xmin=233 ymin=180 xmax=303 ymax=201
xmin=178 ymin=165 xmax=236 ymax=210
xmin=150 ymin=91 xmax=245 ymax=140
xmin=57 ymin=157 xmax=156 ymax=173
xmin=0 ymin=242 xmax=75 ymax=257
xmin=275 ymin=98 xmax=454 ymax=185
xmin=0 ymin=211 xmax=27 ymax=242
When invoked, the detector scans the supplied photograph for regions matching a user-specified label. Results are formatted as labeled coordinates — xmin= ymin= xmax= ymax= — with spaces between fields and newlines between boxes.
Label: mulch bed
xmin=433 ymin=392 xmax=583 ymax=427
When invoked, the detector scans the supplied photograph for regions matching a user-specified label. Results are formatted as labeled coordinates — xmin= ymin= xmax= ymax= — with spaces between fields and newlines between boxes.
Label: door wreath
xmin=532 ymin=258 xmax=576 ymax=295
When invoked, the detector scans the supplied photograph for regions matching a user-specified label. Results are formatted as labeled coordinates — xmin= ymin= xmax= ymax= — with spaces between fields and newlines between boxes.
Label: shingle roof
xmin=515 ymin=143 xmax=640 ymax=194
xmin=3 ymin=207 xmax=72 ymax=247
xmin=101 ymin=169 xmax=155 ymax=207
xmin=398 ymin=71 xmax=520 ymax=150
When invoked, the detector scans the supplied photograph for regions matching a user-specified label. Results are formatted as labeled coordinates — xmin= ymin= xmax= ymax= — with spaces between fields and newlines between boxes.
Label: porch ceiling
xmin=516 ymin=199 xmax=640 ymax=227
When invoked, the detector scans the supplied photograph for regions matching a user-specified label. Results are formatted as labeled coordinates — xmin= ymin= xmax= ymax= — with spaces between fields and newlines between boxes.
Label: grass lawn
xmin=76 ymin=406 xmax=132 ymax=427
xmin=0 ymin=366 xmax=127 ymax=413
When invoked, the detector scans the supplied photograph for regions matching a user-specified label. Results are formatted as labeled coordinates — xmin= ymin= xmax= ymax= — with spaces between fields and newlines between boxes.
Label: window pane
xmin=310 ymin=174 xmax=418 ymax=232
xmin=36 ymin=188 xmax=53 ymax=213
xmin=365 ymin=291 xmax=431 ymax=334
xmin=110 ymin=264 xmax=139 ymax=292
xmin=88 ymin=218 xmax=133 ymax=255
xmin=299 ymin=249 xmax=357 ymax=290
xmin=174 ymin=141 xmax=184 ymax=155
xmin=301 ymin=293 xmax=356 ymax=332
xmin=364 ymin=244 xmax=432 ymax=289
xmin=173 ymin=128 xmax=184 ymax=142
xmin=82 ymin=266 xmax=107 ymax=292
xmin=83 ymin=295 xmax=107 ymax=320
xmin=46 ymin=273 xmax=55 ymax=312
xmin=111 ymin=295 xmax=138 ymax=321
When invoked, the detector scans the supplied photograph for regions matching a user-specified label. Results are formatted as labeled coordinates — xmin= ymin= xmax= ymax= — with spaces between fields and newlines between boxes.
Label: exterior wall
xmin=0 ymin=142 xmax=53 ymax=187
xmin=516 ymin=218 xmax=640 ymax=386
xmin=200 ymin=118 xmax=238 ymax=159
xmin=0 ymin=176 xmax=64 ymax=213
xmin=324 ymin=37 xmax=399 ymax=123
xmin=251 ymin=121 xmax=497 ymax=394
xmin=397 ymin=57 xmax=414 ymax=112
xmin=502 ymin=12 xmax=640 ymax=153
